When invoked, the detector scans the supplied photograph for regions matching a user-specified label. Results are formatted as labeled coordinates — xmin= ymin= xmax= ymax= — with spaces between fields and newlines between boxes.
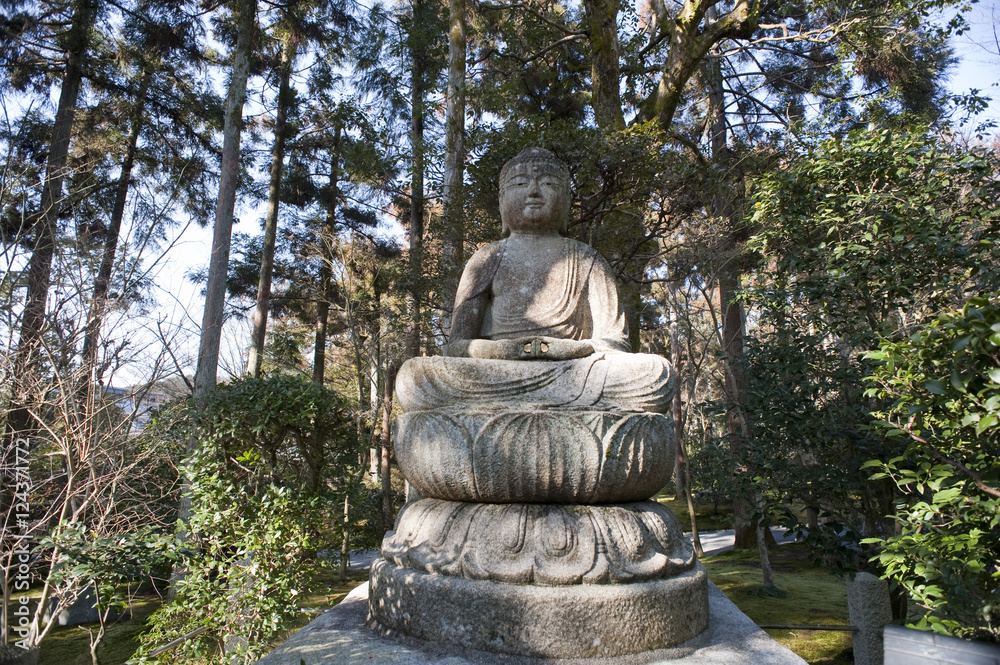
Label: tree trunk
xmin=81 ymin=71 xmax=150 ymax=395
xmin=720 ymin=271 xmax=756 ymax=549
xmin=87 ymin=619 xmax=105 ymax=665
xmin=368 ymin=283 xmax=383 ymax=484
xmin=669 ymin=294 xmax=703 ymax=556
xmin=248 ymin=34 xmax=298 ymax=378
xmin=354 ymin=332 xmax=371 ymax=474
xmin=582 ymin=0 xmax=625 ymax=129
xmin=440 ymin=0 xmax=466 ymax=333
xmin=674 ymin=397 xmax=689 ymax=493
xmin=650 ymin=0 xmax=756 ymax=130
xmin=340 ymin=494 xmax=350 ymax=581
xmin=381 ymin=361 xmax=398 ymax=533
xmin=683 ymin=438 xmax=704 ymax=557
xmin=757 ymin=522 xmax=776 ymax=589
xmin=670 ymin=297 xmax=687 ymax=498
xmin=4 ymin=0 xmax=95 ymax=449
xmin=1 ymin=568 xmax=8 ymax=645
xmin=405 ymin=0 xmax=427 ymax=360
xmin=704 ymin=33 xmax=756 ymax=550
xmin=180 ymin=1 xmax=257 ymax=555
xmin=313 ymin=127 xmax=340 ymax=385
xmin=193 ymin=0 xmax=257 ymax=401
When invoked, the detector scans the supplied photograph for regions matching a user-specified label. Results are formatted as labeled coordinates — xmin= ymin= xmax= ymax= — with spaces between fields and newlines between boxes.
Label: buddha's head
xmin=499 ymin=147 xmax=571 ymax=236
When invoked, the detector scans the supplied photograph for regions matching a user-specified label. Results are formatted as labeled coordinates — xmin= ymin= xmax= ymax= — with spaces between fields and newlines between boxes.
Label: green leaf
xmin=988 ymin=369 xmax=1000 ymax=384
xmin=950 ymin=368 xmax=968 ymax=393
xmin=952 ymin=335 xmax=973 ymax=351
xmin=975 ymin=414 xmax=997 ymax=436
xmin=932 ymin=487 xmax=962 ymax=503
xmin=926 ymin=379 xmax=947 ymax=395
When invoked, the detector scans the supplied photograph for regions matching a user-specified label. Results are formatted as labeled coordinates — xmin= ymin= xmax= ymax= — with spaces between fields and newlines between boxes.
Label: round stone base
xmin=369 ymin=559 xmax=710 ymax=659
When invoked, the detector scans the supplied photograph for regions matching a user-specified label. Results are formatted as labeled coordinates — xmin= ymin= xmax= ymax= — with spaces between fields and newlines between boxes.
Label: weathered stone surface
xmin=382 ymin=498 xmax=693 ymax=585
xmin=42 ymin=587 xmax=120 ymax=627
xmin=397 ymin=151 xmax=675 ymax=416
xmin=256 ymin=580 xmax=808 ymax=665
xmin=883 ymin=624 xmax=1000 ymax=665
xmin=368 ymin=147 xmax=702 ymax=660
xmin=369 ymin=559 xmax=710 ymax=659
xmin=397 ymin=353 xmax=675 ymax=414
xmin=846 ymin=572 xmax=893 ymax=665
xmin=0 ymin=646 xmax=40 ymax=665
xmin=395 ymin=409 xmax=673 ymax=503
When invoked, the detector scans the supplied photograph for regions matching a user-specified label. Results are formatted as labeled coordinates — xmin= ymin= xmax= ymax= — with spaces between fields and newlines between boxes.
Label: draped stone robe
xmin=397 ymin=236 xmax=673 ymax=413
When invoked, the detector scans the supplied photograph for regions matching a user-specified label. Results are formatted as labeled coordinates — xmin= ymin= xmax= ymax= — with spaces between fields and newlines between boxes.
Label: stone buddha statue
xmin=396 ymin=147 xmax=674 ymax=414
xmin=370 ymin=147 xmax=708 ymax=659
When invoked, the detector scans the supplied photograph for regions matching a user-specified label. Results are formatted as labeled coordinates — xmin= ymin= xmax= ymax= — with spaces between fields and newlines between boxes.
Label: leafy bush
xmin=745 ymin=125 xmax=1000 ymax=569
xmin=689 ymin=438 xmax=734 ymax=513
xmin=133 ymin=375 xmax=363 ymax=663
xmin=864 ymin=293 xmax=1000 ymax=641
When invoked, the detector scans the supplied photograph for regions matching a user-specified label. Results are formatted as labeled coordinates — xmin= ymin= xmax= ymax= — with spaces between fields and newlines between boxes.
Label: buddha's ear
xmin=501 ymin=219 xmax=510 ymax=237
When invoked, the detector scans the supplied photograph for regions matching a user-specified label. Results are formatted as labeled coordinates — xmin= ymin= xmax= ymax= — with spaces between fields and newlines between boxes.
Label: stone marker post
xmin=846 ymin=572 xmax=893 ymax=665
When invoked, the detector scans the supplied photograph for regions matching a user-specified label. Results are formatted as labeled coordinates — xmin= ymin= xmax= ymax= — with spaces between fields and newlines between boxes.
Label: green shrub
xmin=864 ymin=293 xmax=1000 ymax=641
xmin=133 ymin=375 xmax=363 ymax=663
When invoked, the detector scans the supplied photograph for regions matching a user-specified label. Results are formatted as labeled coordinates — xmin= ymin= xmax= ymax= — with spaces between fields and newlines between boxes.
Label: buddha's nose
xmin=527 ymin=179 xmax=541 ymax=197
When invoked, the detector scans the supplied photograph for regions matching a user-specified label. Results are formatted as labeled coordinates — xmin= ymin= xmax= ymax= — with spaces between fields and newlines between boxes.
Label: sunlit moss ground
xmin=702 ymin=544 xmax=854 ymax=664
xmin=282 ymin=569 xmax=368 ymax=634
xmin=36 ymin=596 xmax=162 ymax=665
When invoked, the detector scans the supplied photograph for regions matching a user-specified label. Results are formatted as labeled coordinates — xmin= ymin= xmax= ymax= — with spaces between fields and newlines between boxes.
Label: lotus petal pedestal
xmin=369 ymin=405 xmax=710 ymax=657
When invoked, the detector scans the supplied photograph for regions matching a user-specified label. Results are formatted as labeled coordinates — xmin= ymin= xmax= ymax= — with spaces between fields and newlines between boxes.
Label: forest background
xmin=0 ymin=0 xmax=998 ymax=662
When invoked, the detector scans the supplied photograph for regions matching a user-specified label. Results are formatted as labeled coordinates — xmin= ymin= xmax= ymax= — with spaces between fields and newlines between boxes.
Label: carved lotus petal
xmin=381 ymin=499 xmax=475 ymax=577
xmin=394 ymin=409 xmax=673 ymax=503
xmin=382 ymin=498 xmax=692 ymax=585
xmin=593 ymin=413 xmax=674 ymax=502
xmin=395 ymin=412 xmax=474 ymax=500
xmin=473 ymin=412 xmax=601 ymax=502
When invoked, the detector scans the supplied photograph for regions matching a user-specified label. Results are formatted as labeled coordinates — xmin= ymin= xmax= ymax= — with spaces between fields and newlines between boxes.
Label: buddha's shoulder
xmin=467 ymin=237 xmax=605 ymax=264
xmin=459 ymin=241 xmax=506 ymax=280
xmin=466 ymin=240 xmax=505 ymax=266
xmin=563 ymin=238 xmax=602 ymax=258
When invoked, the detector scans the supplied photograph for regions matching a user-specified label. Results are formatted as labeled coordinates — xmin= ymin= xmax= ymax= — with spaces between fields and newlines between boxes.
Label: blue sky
xmin=948 ymin=0 xmax=1000 ymax=124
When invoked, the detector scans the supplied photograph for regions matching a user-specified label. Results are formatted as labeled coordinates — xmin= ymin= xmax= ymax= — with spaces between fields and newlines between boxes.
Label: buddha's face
xmin=499 ymin=162 xmax=570 ymax=235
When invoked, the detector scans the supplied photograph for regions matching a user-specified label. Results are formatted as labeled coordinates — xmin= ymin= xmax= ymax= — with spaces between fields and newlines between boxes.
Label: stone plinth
xmin=254 ymin=580 xmax=807 ymax=665
xmin=369 ymin=559 xmax=709 ymax=658
xmin=379 ymin=400 xmax=707 ymax=657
